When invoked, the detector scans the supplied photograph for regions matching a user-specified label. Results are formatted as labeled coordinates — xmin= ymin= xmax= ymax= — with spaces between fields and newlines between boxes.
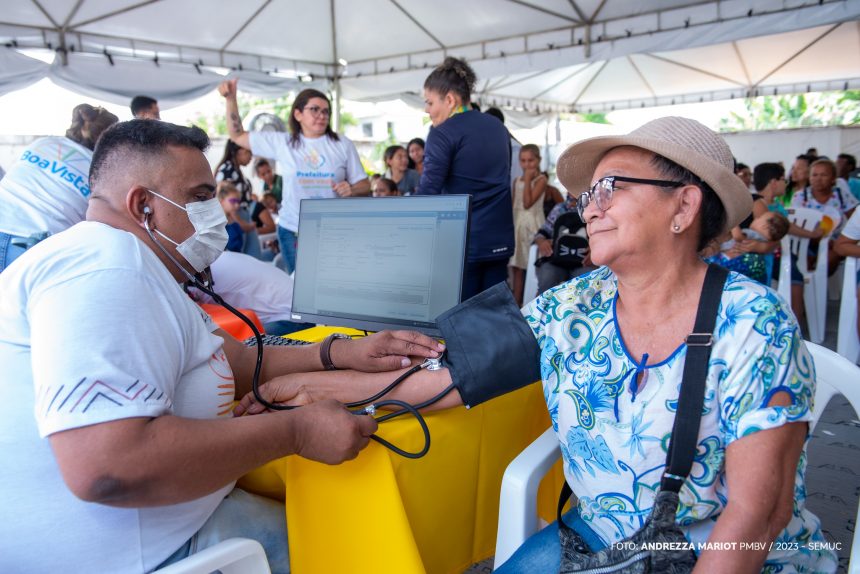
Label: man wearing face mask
xmin=0 ymin=120 xmax=445 ymax=574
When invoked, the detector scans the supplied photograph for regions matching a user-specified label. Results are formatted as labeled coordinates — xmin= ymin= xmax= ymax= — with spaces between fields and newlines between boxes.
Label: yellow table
xmin=239 ymin=326 xmax=562 ymax=574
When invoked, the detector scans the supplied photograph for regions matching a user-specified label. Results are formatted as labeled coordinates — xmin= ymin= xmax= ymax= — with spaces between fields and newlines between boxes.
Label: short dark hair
xmin=485 ymin=107 xmax=505 ymax=123
xmin=254 ymin=157 xmax=271 ymax=172
xmin=735 ymin=162 xmax=749 ymax=173
xmin=424 ymin=57 xmax=476 ymax=103
xmin=838 ymin=153 xmax=857 ymax=170
xmin=762 ymin=211 xmax=790 ymax=242
xmin=752 ymin=162 xmax=785 ymax=191
xmin=375 ymin=178 xmax=399 ymax=195
xmin=649 ymin=153 xmax=726 ymax=252
xmin=130 ymin=95 xmax=158 ymax=117
xmin=90 ymin=120 xmax=209 ymax=191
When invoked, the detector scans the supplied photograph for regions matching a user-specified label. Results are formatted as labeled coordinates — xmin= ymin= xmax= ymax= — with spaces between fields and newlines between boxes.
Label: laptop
xmin=290 ymin=195 xmax=471 ymax=336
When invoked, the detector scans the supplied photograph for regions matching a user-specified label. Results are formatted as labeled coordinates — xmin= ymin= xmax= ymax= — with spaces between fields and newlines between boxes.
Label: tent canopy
xmin=1 ymin=0 xmax=858 ymax=112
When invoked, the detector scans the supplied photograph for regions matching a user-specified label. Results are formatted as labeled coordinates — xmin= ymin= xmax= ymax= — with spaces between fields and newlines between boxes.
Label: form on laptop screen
xmin=290 ymin=195 xmax=471 ymax=336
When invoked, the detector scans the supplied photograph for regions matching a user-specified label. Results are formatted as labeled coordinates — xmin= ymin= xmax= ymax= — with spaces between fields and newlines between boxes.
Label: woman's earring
xmin=672 ymin=223 xmax=681 ymax=232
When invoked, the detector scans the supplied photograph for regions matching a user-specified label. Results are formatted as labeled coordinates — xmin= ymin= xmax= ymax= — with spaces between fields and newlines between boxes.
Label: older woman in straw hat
xmin=495 ymin=117 xmax=836 ymax=573
xmin=235 ymin=118 xmax=837 ymax=573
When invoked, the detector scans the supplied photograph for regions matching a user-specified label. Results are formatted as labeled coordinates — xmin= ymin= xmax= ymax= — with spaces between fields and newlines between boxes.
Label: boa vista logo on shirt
xmin=302 ymin=149 xmax=326 ymax=170
xmin=20 ymin=147 xmax=90 ymax=197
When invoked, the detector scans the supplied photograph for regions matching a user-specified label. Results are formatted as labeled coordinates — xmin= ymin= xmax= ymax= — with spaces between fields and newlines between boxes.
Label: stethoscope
xmin=144 ymin=212 xmax=454 ymax=458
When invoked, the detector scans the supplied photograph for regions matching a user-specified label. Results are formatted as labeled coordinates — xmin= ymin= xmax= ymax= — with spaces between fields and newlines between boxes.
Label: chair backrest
xmin=837 ymin=257 xmax=860 ymax=363
xmin=777 ymin=234 xmax=792 ymax=302
xmin=788 ymin=207 xmax=823 ymax=275
xmin=807 ymin=342 xmax=860 ymax=429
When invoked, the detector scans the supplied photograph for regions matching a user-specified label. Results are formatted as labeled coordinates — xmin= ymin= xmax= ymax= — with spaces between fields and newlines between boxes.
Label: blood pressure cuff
xmin=436 ymin=282 xmax=542 ymax=409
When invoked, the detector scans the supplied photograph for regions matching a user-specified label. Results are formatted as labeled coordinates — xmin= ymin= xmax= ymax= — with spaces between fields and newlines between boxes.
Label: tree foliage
xmin=718 ymin=91 xmax=860 ymax=132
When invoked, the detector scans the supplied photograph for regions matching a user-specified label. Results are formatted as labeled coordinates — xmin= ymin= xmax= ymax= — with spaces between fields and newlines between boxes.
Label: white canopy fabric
xmin=0 ymin=0 xmax=858 ymax=113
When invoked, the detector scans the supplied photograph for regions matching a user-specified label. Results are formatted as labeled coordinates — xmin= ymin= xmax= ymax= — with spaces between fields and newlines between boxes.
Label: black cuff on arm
xmin=436 ymin=282 xmax=542 ymax=408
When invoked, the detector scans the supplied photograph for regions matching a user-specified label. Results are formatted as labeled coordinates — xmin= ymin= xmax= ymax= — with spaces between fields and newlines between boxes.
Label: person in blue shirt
xmin=416 ymin=57 xmax=514 ymax=300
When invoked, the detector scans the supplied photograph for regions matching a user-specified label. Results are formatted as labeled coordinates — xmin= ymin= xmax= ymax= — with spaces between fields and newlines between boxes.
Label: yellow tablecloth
xmin=239 ymin=326 xmax=564 ymax=574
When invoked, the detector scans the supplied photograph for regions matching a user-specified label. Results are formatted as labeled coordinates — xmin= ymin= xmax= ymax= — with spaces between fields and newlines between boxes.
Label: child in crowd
xmin=509 ymin=144 xmax=547 ymax=306
xmin=373 ymin=178 xmax=400 ymax=197
xmin=218 ymin=182 xmax=255 ymax=252
xmin=710 ymin=210 xmax=790 ymax=284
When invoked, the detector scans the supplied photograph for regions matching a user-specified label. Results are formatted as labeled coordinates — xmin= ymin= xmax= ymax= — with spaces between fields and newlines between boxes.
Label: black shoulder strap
xmin=660 ymin=264 xmax=728 ymax=492
xmin=557 ymin=264 xmax=728 ymax=517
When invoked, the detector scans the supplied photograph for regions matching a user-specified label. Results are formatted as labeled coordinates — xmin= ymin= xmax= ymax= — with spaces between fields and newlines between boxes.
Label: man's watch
xmin=320 ymin=333 xmax=351 ymax=371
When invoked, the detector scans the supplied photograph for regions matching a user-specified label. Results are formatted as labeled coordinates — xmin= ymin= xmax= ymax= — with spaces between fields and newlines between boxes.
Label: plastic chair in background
xmin=493 ymin=342 xmax=860 ymax=573
xmin=776 ymin=234 xmax=792 ymax=303
xmin=787 ymin=208 xmax=829 ymax=343
xmin=837 ymin=256 xmax=860 ymax=364
xmin=154 ymin=538 xmax=271 ymax=574
xmin=524 ymin=244 xmax=539 ymax=304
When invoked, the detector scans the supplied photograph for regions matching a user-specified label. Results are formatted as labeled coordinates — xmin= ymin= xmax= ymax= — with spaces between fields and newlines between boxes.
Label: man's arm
xmin=49 ymin=400 xmax=377 ymax=507
xmin=218 ymin=79 xmax=251 ymax=150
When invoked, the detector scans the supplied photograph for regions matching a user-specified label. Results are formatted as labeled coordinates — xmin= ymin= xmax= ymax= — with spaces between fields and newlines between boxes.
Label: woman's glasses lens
xmin=305 ymin=106 xmax=331 ymax=117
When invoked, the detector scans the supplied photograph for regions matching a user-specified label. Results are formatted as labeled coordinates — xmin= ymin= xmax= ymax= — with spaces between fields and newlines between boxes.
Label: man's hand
xmin=536 ymin=237 xmax=553 ymax=258
xmin=332 ymin=330 xmax=445 ymax=372
xmin=234 ymin=374 xmax=313 ymax=416
xmin=218 ymin=79 xmax=238 ymax=99
xmin=290 ymin=400 xmax=377 ymax=464
xmin=332 ymin=181 xmax=352 ymax=197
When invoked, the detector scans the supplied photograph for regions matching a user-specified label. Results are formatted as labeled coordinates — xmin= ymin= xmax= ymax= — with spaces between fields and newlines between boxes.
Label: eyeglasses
xmin=304 ymin=105 xmax=331 ymax=117
xmin=576 ymin=176 xmax=685 ymax=220
xmin=227 ymin=198 xmax=241 ymax=204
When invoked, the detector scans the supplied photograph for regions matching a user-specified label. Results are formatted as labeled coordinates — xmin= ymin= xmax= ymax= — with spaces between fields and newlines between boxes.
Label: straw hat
xmin=556 ymin=116 xmax=751 ymax=232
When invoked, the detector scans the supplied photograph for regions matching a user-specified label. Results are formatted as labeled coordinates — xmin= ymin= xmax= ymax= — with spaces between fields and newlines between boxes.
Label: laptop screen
xmin=290 ymin=195 xmax=471 ymax=335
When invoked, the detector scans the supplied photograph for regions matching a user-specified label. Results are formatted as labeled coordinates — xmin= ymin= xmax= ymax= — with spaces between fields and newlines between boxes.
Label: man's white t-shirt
xmin=249 ymin=131 xmax=366 ymax=233
xmin=0 ymin=222 xmax=235 ymax=573
xmin=194 ymin=250 xmax=295 ymax=324
xmin=0 ymin=136 xmax=94 ymax=237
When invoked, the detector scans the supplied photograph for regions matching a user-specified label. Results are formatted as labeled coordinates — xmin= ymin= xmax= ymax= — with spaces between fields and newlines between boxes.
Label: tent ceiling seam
xmin=753 ymin=23 xmax=840 ymax=87
xmin=388 ymin=0 xmax=446 ymax=49
xmin=644 ymin=53 xmax=746 ymax=86
xmin=69 ymin=0 xmax=164 ymax=29
xmin=490 ymin=69 xmax=556 ymax=91
xmin=221 ymin=0 xmax=272 ymax=53
xmin=567 ymin=0 xmax=588 ymax=23
xmin=29 ymin=0 xmax=59 ymax=29
xmin=571 ymin=61 xmax=607 ymax=105
xmin=505 ymin=0 xmax=581 ymax=24
xmin=731 ymin=41 xmax=752 ymax=86
xmin=62 ymin=0 xmax=85 ymax=28
xmin=532 ymin=65 xmax=592 ymax=100
xmin=627 ymin=55 xmax=656 ymax=98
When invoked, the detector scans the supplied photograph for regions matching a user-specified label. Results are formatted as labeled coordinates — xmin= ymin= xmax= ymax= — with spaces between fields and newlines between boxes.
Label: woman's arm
xmin=834 ymin=234 xmax=860 ymax=257
xmin=256 ymin=207 xmax=276 ymax=234
xmin=692 ymin=421 xmax=807 ymax=574
xmin=522 ymin=172 xmax=547 ymax=209
xmin=218 ymin=80 xmax=251 ymax=150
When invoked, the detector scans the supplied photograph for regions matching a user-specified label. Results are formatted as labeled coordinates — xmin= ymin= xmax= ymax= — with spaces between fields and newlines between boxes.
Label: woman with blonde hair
xmin=0 ymin=103 xmax=117 ymax=272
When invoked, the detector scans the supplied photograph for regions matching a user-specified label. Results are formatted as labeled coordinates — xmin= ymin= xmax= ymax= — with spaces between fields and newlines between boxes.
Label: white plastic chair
xmin=776 ymin=234 xmax=792 ymax=302
xmin=524 ymin=244 xmax=539 ymax=303
xmin=837 ymin=257 xmax=860 ymax=363
xmin=493 ymin=342 xmax=860 ymax=573
xmin=154 ymin=538 xmax=271 ymax=574
xmin=787 ymin=208 xmax=829 ymax=343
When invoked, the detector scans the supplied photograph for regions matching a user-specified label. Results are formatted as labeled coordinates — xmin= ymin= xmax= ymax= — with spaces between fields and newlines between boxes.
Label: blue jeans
xmin=277 ymin=226 xmax=298 ymax=274
xmin=494 ymin=508 xmax=606 ymax=574
xmin=157 ymin=488 xmax=289 ymax=574
xmin=0 ymin=231 xmax=28 ymax=274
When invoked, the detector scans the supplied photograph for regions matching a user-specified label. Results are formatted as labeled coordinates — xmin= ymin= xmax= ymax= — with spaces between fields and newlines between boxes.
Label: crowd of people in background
xmin=1 ymin=54 xmax=859 ymax=574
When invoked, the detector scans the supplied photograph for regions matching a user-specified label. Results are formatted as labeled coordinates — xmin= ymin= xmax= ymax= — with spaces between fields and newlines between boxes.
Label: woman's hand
xmin=332 ymin=181 xmax=352 ymax=197
xmin=331 ymin=330 xmax=445 ymax=372
xmin=218 ymin=79 xmax=238 ymax=99
xmin=233 ymin=374 xmax=315 ymax=416
xmin=536 ymin=237 xmax=553 ymax=258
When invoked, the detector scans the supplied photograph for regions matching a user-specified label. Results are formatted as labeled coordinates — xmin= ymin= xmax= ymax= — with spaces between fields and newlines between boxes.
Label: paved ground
xmin=468 ymin=300 xmax=858 ymax=573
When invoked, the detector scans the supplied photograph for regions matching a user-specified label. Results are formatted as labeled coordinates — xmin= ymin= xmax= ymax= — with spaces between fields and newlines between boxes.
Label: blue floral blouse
xmin=523 ymin=266 xmax=837 ymax=573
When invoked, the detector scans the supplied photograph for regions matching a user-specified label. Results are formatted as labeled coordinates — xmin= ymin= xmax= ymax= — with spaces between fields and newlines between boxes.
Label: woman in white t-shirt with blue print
xmin=219 ymin=81 xmax=370 ymax=273
xmin=0 ymin=103 xmax=117 ymax=273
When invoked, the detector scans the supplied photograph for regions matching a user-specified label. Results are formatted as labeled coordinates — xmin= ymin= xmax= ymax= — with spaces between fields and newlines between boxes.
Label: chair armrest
xmin=154 ymin=538 xmax=271 ymax=574
xmin=494 ymin=427 xmax=562 ymax=569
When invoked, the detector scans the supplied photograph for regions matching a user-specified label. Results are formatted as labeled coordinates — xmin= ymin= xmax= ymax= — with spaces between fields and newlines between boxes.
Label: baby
xmin=720 ymin=210 xmax=790 ymax=258
xmin=707 ymin=210 xmax=790 ymax=285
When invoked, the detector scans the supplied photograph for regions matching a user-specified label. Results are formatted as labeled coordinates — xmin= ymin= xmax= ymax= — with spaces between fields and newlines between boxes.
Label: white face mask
xmin=146 ymin=189 xmax=228 ymax=273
